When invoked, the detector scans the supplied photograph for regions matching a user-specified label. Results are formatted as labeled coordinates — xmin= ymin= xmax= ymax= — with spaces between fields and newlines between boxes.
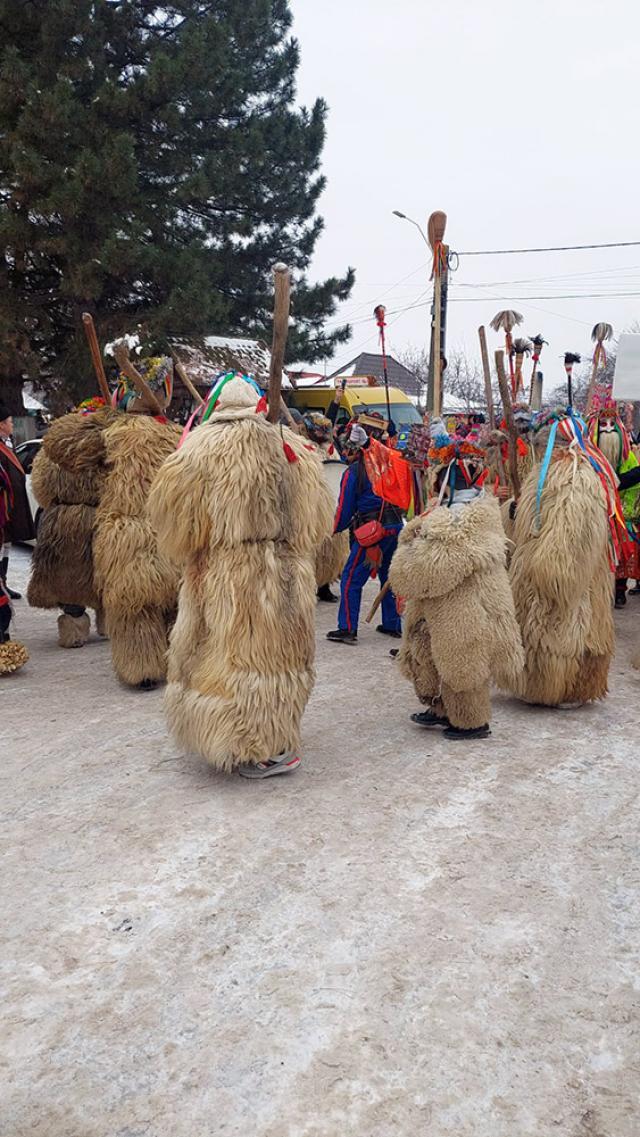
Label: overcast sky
xmin=291 ymin=0 xmax=640 ymax=385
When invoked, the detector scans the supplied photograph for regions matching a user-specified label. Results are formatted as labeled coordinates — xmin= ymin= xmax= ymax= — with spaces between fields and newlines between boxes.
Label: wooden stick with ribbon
xmin=495 ymin=349 xmax=521 ymax=500
xmin=81 ymin=313 xmax=111 ymax=403
xmin=586 ymin=322 xmax=613 ymax=414
xmin=374 ymin=304 xmax=392 ymax=422
xmin=267 ymin=263 xmax=292 ymax=425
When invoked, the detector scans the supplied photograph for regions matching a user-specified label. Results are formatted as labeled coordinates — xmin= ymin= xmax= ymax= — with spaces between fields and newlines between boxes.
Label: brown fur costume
xmin=148 ymin=378 xmax=333 ymax=770
xmin=390 ymin=494 xmax=523 ymax=729
xmin=43 ymin=407 xmax=180 ymax=685
xmin=507 ymin=452 xmax=615 ymax=706
xmin=27 ymin=410 xmax=116 ymax=644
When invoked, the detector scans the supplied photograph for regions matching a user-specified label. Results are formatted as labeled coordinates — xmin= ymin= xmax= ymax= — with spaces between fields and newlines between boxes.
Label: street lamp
xmin=392 ymin=210 xmax=430 ymax=248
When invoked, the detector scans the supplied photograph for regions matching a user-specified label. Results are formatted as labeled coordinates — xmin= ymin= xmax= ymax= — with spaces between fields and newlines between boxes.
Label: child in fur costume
xmin=507 ymin=408 xmax=621 ymax=707
xmin=389 ymin=424 xmax=523 ymax=740
xmin=43 ymin=353 xmax=181 ymax=689
xmin=27 ymin=400 xmax=117 ymax=647
xmin=587 ymin=391 xmax=640 ymax=607
xmin=147 ymin=374 xmax=333 ymax=777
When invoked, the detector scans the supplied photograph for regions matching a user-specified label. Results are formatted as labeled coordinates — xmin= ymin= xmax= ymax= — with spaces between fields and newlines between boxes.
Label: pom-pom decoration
xmin=0 ymin=640 xmax=29 ymax=674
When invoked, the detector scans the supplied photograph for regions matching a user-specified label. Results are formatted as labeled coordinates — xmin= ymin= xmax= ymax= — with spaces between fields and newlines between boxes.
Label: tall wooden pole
xmin=267 ymin=263 xmax=291 ymax=424
xmin=81 ymin=313 xmax=111 ymax=403
xmin=170 ymin=354 xmax=204 ymax=406
xmin=495 ymin=349 xmax=521 ymax=500
xmin=478 ymin=326 xmax=495 ymax=429
xmin=427 ymin=211 xmax=447 ymax=418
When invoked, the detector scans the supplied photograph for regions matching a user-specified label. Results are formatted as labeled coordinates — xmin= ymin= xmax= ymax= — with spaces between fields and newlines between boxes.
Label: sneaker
xmin=389 ymin=648 xmax=399 ymax=659
xmin=317 ymin=584 xmax=338 ymax=603
xmin=376 ymin=624 xmax=401 ymax=639
xmin=326 ymin=629 xmax=357 ymax=645
xmin=411 ymin=710 xmax=449 ymax=729
xmin=443 ymin=723 xmax=491 ymax=740
xmin=238 ymin=753 xmax=301 ymax=779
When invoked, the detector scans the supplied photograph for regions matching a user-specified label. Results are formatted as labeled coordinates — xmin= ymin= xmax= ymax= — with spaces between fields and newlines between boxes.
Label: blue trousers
xmin=338 ymin=531 xmax=401 ymax=634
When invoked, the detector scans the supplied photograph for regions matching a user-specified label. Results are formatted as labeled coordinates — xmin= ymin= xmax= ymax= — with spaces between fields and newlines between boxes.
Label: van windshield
xmin=357 ymin=402 xmax=422 ymax=427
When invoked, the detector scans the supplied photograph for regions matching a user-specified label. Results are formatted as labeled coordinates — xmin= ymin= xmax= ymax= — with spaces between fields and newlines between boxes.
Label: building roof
xmin=169 ymin=335 xmax=273 ymax=388
xmin=329 ymin=352 xmax=421 ymax=397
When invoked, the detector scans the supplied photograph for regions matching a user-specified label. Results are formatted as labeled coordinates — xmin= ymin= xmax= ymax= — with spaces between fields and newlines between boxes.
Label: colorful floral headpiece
xmin=115 ymin=355 xmax=173 ymax=411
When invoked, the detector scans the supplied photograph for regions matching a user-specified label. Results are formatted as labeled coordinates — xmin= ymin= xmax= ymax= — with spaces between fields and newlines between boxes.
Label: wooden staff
xmin=428 ymin=211 xmax=447 ymax=418
xmin=586 ymin=322 xmax=613 ymax=414
xmin=366 ymin=581 xmax=391 ymax=623
xmin=478 ymin=325 xmax=495 ymax=428
xmin=563 ymin=352 xmax=581 ymax=408
xmin=112 ymin=342 xmax=163 ymax=416
xmin=490 ymin=310 xmax=523 ymax=397
xmin=530 ymin=372 xmax=544 ymax=411
xmin=528 ymin=334 xmax=547 ymax=403
xmin=81 ymin=313 xmax=111 ymax=402
xmin=267 ymin=262 xmax=291 ymax=424
xmin=495 ymin=349 xmax=521 ymax=500
xmin=170 ymin=354 xmax=204 ymax=406
xmin=512 ymin=338 xmax=532 ymax=400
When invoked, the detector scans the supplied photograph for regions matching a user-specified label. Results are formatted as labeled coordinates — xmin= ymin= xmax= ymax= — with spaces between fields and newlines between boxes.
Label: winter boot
xmin=0 ymin=556 xmax=20 ymax=600
xmin=317 ymin=583 xmax=338 ymax=603
xmin=615 ymin=579 xmax=627 ymax=608
xmin=57 ymin=607 xmax=91 ymax=648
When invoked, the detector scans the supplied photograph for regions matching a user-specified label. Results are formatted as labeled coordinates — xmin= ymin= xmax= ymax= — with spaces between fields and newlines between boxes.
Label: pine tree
xmin=0 ymin=0 xmax=354 ymax=408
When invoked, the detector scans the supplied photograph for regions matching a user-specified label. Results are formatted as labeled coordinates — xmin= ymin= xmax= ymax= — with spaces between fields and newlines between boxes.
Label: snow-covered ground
xmin=2 ymin=545 xmax=639 ymax=1137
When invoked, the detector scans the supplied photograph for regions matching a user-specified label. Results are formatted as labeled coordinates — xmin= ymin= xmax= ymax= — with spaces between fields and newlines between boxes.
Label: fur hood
xmin=391 ymin=493 xmax=507 ymax=600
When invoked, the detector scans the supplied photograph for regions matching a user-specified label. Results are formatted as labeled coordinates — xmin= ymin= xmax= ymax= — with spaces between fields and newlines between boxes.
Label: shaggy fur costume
xmin=27 ymin=409 xmax=117 ymax=644
xmin=43 ymin=408 xmax=181 ymax=684
xmin=390 ymin=494 xmax=523 ymax=729
xmin=94 ymin=415 xmax=181 ymax=685
xmin=315 ymin=476 xmax=348 ymax=588
xmin=507 ymin=455 xmax=614 ymax=705
xmin=148 ymin=378 xmax=333 ymax=771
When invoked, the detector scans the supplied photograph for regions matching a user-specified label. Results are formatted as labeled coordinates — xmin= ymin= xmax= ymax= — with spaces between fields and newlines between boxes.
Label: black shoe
xmin=630 ymin=585 xmax=640 ymax=595
xmin=443 ymin=723 xmax=491 ymax=740
xmin=317 ymin=584 xmax=338 ymax=603
xmin=376 ymin=624 xmax=401 ymax=639
xmin=389 ymin=648 xmax=399 ymax=658
xmin=6 ymin=586 xmax=21 ymax=600
xmin=326 ymin=628 xmax=357 ymax=645
xmin=411 ymin=710 xmax=449 ymax=729
xmin=615 ymin=593 xmax=627 ymax=608
xmin=138 ymin=678 xmax=159 ymax=691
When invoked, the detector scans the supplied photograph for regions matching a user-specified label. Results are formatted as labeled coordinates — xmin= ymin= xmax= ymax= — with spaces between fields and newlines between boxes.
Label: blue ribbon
xmin=535 ymin=419 xmax=558 ymax=528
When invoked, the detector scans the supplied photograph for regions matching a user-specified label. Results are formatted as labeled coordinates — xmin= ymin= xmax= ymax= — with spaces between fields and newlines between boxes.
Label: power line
xmin=457 ymin=240 xmax=640 ymax=256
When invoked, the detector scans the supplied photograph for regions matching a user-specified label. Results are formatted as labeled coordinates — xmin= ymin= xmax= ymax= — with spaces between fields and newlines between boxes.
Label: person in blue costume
xmin=327 ymin=424 xmax=402 ymax=645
